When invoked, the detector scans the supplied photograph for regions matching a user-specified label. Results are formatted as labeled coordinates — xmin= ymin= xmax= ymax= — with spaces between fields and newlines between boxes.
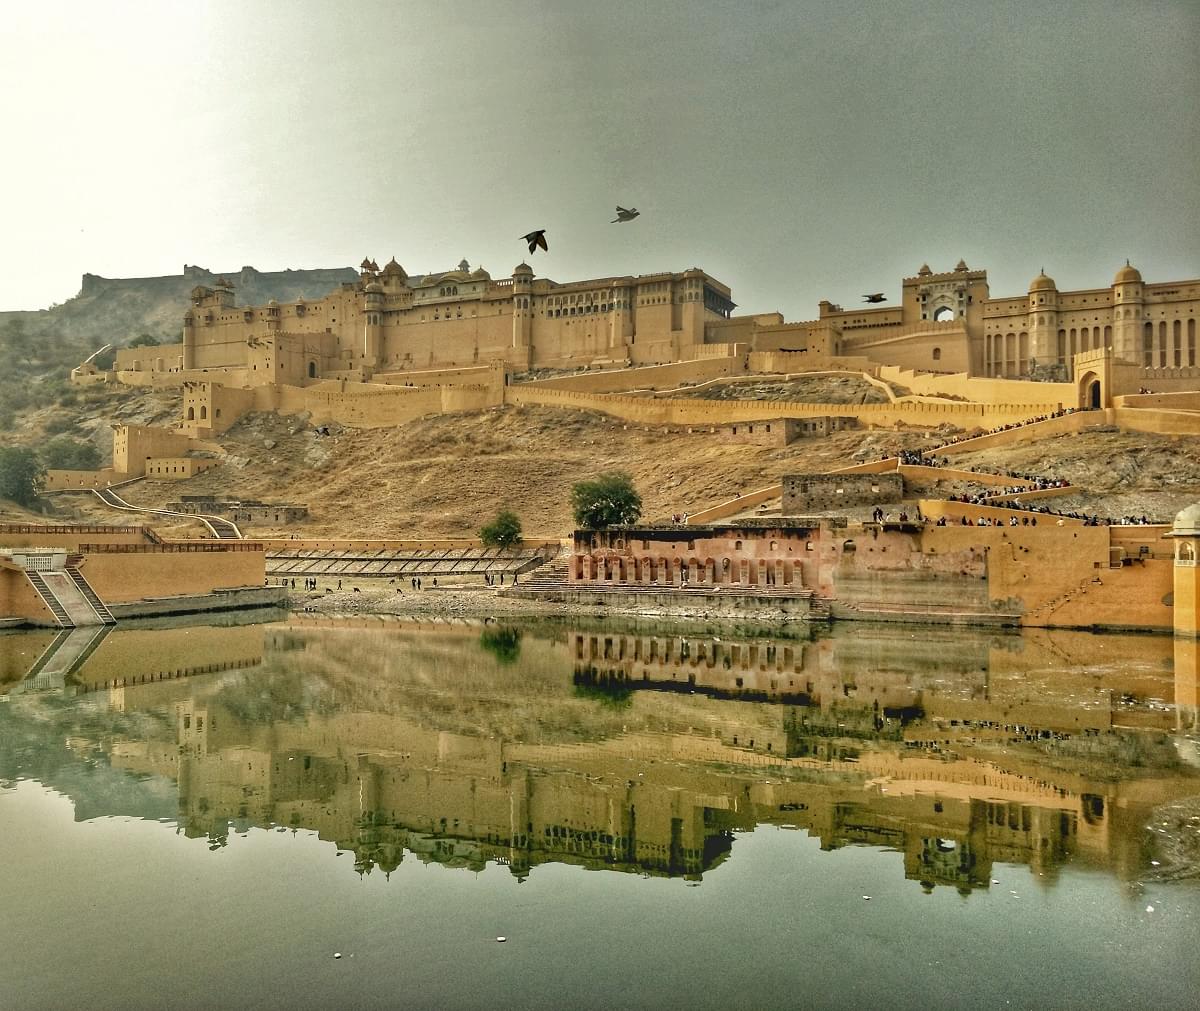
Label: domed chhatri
xmin=1114 ymin=261 xmax=1142 ymax=285
xmin=513 ymin=262 xmax=534 ymax=277
xmin=1174 ymin=503 xmax=1200 ymax=536
xmin=1028 ymin=270 xmax=1057 ymax=292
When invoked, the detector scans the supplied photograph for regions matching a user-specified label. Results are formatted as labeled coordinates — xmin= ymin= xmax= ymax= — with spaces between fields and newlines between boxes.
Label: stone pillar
xmin=1171 ymin=504 xmax=1200 ymax=638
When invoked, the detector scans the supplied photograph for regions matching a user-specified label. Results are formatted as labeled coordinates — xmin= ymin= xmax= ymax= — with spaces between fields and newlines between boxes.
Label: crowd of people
xmin=924 ymin=407 xmax=1079 ymax=453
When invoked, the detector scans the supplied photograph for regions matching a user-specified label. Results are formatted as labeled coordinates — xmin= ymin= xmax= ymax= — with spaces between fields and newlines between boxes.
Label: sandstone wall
xmin=878 ymin=365 xmax=1076 ymax=406
xmin=522 ymin=355 xmax=746 ymax=394
xmin=44 ymin=468 xmax=123 ymax=491
xmin=77 ymin=543 xmax=265 ymax=603
xmin=505 ymin=385 xmax=1059 ymax=428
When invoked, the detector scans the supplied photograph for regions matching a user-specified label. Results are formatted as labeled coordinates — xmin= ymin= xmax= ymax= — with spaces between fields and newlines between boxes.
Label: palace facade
xmin=809 ymin=260 xmax=1200 ymax=381
xmin=102 ymin=254 xmax=1198 ymax=390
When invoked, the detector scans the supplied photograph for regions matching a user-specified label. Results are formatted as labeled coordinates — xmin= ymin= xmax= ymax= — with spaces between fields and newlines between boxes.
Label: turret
xmin=363 ymin=280 xmax=384 ymax=368
xmin=511 ymin=263 xmax=534 ymax=368
xmin=1111 ymin=261 xmax=1144 ymax=362
xmin=1027 ymin=269 xmax=1060 ymax=378
xmin=182 ymin=308 xmax=196 ymax=370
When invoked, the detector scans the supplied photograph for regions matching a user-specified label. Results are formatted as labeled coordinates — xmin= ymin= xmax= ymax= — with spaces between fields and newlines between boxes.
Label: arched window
xmin=932 ymin=306 xmax=954 ymax=322
xmin=200 ymin=406 xmax=208 ymax=420
xmin=308 ymin=361 xmax=317 ymax=379
xmin=186 ymin=406 xmax=195 ymax=420
xmin=932 ymin=347 xmax=941 ymax=361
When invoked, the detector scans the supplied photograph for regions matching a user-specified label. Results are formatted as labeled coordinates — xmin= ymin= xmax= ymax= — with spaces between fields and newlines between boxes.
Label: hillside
xmin=0 ymin=263 xmax=356 ymax=347
xmin=36 ymin=401 xmax=1200 ymax=539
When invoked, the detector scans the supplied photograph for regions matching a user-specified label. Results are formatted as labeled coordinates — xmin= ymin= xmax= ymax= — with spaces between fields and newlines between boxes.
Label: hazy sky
xmin=3 ymin=0 xmax=1197 ymax=319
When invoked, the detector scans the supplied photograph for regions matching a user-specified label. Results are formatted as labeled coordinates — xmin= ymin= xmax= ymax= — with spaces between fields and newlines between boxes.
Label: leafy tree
xmin=0 ymin=446 xmax=44 ymax=506
xmin=40 ymin=436 xmax=100 ymax=471
xmin=570 ymin=471 xmax=642 ymax=529
xmin=480 ymin=508 xmax=523 ymax=549
xmin=128 ymin=333 xmax=161 ymax=348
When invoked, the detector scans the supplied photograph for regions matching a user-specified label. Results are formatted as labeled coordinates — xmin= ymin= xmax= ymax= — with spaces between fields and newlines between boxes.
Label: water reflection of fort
xmin=2 ymin=619 xmax=1197 ymax=891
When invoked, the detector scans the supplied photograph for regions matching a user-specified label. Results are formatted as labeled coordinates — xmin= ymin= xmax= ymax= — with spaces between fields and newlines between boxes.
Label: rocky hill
xmin=0 ymin=263 xmax=357 ymax=347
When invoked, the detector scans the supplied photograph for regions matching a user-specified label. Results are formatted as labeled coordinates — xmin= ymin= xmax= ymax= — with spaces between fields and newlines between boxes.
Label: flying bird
xmin=611 ymin=206 xmax=640 ymax=223
xmin=521 ymin=229 xmax=548 ymax=254
xmin=862 ymin=292 xmax=886 ymax=303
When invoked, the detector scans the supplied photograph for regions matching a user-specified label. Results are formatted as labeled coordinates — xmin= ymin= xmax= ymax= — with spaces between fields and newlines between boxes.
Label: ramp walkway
xmin=92 ymin=483 xmax=242 ymax=539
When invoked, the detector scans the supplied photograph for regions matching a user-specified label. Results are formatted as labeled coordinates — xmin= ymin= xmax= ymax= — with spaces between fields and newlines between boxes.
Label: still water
xmin=2 ymin=613 xmax=1199 ymax=1010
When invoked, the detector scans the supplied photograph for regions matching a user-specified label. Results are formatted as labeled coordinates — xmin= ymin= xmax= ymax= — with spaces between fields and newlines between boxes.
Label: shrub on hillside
xmin=480 ymin=509 xmax=523 ymax=549
xmin=570 ymin=471 xmax=642 ymax=529
xmin=42 ymin=414 xmax=75 ymax=435
xmin=40 ymin=437 xmax=100 ymax=471
xmin=0 ymin=446 xmax=44 ymax=506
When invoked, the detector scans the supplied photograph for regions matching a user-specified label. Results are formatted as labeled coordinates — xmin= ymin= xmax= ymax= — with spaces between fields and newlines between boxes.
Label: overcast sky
xmin=2 ymin=0 xmax=1197 ymax=319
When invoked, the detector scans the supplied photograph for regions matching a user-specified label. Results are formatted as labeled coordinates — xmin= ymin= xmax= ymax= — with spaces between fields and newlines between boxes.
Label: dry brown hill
xmin=7 ymin=383 xmax=1200 ymax=538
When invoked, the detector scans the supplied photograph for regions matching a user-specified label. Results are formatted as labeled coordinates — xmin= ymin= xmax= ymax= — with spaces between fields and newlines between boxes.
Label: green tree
xmin=480 ymin=508 xmax=523 ymax=549
xmin=40 ymin=436 xmax=100 ymax=471
xmin=128 ymin=333 xmax=161 ymax=348
xmin=570 ymin=471 xmax=642 ymax=529
xmin=0 ymin=446 xmax=45 ymax=506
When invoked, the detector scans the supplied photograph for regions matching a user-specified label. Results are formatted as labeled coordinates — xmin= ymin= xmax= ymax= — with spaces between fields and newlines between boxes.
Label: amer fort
xmin=4 ymin=254 xmax=1200 ymax=1009
xmin=1 ymin=252 xmax=1196 ymax=639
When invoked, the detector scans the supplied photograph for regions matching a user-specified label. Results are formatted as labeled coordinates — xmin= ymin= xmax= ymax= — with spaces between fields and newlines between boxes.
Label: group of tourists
xmin=924 ymin=407 xmax=1079 ymax=453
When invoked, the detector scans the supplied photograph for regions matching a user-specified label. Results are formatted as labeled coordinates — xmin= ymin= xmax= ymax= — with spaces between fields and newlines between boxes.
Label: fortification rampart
xmin=748 ymin=352 xmax=878 ymax=375
xmin=1113 ymin=391 xmax=1200 ymax=411
xmin=1113 ymin=407 xmax=1200 ymax=436
xmin=878 ymin=365 xmax=1076 ymax=406
xmin=521 ymin=355 xmax=746 ymax=394
xmin=505 ymin=385 xmax=1059 ymax=428
xmin=43 ymin=468 xmax=124 ymax=492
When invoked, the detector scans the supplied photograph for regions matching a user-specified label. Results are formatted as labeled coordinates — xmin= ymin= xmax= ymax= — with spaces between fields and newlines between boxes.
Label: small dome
xmin=513 ymin=262 xmax=534 ymax=277
xmin=1114 ymin=262 xmax=1142 ymax=285
xmin=382 ymin=257 xmax=406 ymax=277
xmin=360 ymin=257 xmax=373 ymax=270
xmin=365 ymin=280 xmax=383 ymax=293
xmin=1173 ymin=503 xmax=1200 ymax=535
xmin=917 ymin=263 xmax=932 ymax=276
xmin=1029 ymin=272 xmax=1057 ymax=293
xmin=955 ymin=259 xmax=968 ymax=271
xmin=470 ymin=266 xmax=490 ymax=280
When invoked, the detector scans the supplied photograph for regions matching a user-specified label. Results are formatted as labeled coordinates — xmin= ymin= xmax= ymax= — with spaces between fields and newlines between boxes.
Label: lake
xmin=2 ymin=613 xmax=1198 ymax=1010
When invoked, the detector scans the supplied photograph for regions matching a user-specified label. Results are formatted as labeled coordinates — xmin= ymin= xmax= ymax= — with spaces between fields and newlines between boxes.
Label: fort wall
xmin=505 ymin=385 xmax=1060 ymax=428
xmin=520 ymin=355 xmax=746 ymax=394
xmin=0 ymin=523 xmax=155 ymax=547
xmin=43 ymin=468 xmax=124 ymax=491
xmin=783 ymin=474 xmax=904 ymax=513
xmin=77 ymin=543 xmax=265 ymax=604
xmin=1113 ymin=407 xmax=1200 ymax=436
xmin=877 ymin=365 xmax=1075 ymax=406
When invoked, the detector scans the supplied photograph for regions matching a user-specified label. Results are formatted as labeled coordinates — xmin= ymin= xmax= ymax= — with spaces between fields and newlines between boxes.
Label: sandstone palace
xmin=103 ymin=257 xmax=1198 ymax=393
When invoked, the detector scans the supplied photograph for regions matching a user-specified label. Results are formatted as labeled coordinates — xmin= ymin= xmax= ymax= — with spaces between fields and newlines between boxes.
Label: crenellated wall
xmin=505 ymin=384 xmax=1060 ymax=429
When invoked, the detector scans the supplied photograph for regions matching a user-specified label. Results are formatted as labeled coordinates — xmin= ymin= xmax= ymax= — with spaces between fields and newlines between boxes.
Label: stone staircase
xmin=25 ymin=570 xmax=74 ymax=627
xmin=65 ymin=565 xmax=117 ymax=624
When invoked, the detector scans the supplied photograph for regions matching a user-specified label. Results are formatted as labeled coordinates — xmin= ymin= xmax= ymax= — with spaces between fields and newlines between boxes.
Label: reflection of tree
xmin=479 ymin=627 xmax=522 ymax=665
xmin=215 ymin=670 xmax=336 ymax=724
xmin=573 ymin=678 xmax=633 ymax=709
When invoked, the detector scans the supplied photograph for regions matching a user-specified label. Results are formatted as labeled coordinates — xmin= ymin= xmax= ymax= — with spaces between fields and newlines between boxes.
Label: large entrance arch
xmin=1078 ymin=371 xmax=1102 ymax=409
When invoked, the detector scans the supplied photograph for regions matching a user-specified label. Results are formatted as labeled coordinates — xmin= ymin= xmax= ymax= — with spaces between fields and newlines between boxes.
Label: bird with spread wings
xmin=611 ymin=206 xmax=640 ymax=223
xmin=520 ymin=229 xmax=549 ymax=254
xmin=862 ymin=292 xmax=886 ymax=303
